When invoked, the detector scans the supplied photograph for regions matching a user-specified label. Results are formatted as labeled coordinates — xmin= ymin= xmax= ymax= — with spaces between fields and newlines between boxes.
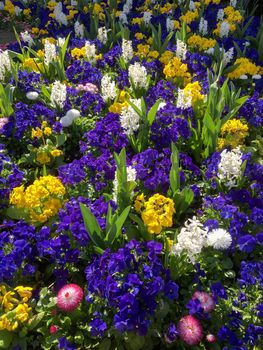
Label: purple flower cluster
xmin=85 ymin=240 xmax=179 ymax=337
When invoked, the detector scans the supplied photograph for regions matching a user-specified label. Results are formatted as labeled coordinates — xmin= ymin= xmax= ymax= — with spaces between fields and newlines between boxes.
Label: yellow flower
xmin=14 ymin=286 xmax=32 ymax=303
xmin=160 ymin=3 xmax=173 ymax=14
xmin=51 ymin=149 xmax=63 ymax=157
xmin=2 ymin=291 xmax=17 ymax=312
xmin=137 ymin=44 xmax=150 ymax=57
xmin=187 ymin=34 xmax=216 ymax=51
xmin=37 ymin=50 xmax=45 ymax=58
xmin=227 ymin=58 xmax=260 ymax=79
xmin=217 ymin=119 xmax=248 ymax=149
xmin=43 ymin=127 xmax=52 ymax=136
xmin=134 ymin=193 xmax=145 ymax=213
xmin=0 ymin=315 xmax=18 ymax=331
xmin=36 ymin=152 xmax=51 ymax=165
xmin=10 ymin=176 xmax=66 ymax=223
xmin=183 ymin=81 xmax=204 ymax=105
xmin=109 ymin=102 xmax=128 ymax=114
xmin=15 ymin=303 xmax=31 ymax=323
xmin=132 ymin=17 xmax=143 ymax=25
xmin=148 ymin=50 xmax=159 ymax=59
xmin=135 ymin=32 xmax=145 ymax=40
xmin=31 ymin=127 xmax=43 ymax=139
xmin=140 ymin=194 xmax=175 ymax=234
xmin=160 ymin=51 xmax=174 ymax=65
xmin=9 ymin=186 xmax=25 ymax=208
xmin=180 ymin=10 xmax=199 ymax=24
xmin=71 ymin=47 xmax=85 ymax=59
xmin=23 ymin=58 xmax=42 ymax=73
xmin=23 ymin=8 xmax=31 ymax=16
xmin=163 ymin=57 xmax=191 ymax=87
xmin=31 ymin=27 xmax=39 ymax=34
xmin=4 ymin=0 xmax=15 ymax=16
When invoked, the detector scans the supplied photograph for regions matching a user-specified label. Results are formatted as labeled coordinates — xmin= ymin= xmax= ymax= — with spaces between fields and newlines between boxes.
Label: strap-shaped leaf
xmin=80 ymin=203 xmax=104 ymax=248
xmin=147 ymin=99 xmax=162 ymax=125
xmin=169 ymin=143 xmax=180 ymax=194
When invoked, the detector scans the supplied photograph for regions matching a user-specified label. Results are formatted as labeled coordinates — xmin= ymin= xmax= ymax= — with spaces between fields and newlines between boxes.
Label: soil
xmin=0 ymin=29 xmax=16 ymax=45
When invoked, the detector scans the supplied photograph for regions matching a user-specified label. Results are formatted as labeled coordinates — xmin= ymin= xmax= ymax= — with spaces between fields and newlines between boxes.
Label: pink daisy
xmin=56 ymin=284 xmax=83 ymax=312
xmin=192 ymin=291 xmax=215 ymax=313
xmin=177 ymin=315 xmax=203 ymax=346
xmin=206 ymin=334 xmax=217 ymax=343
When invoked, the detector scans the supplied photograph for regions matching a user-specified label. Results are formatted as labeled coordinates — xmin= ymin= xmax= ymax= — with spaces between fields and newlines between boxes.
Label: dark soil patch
xmin=0 ymin=29 xmax=16 ymax=45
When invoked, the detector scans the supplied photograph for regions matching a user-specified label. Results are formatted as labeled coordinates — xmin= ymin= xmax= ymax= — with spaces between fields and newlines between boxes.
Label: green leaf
xmin=28 ymin=312 xmax=46 ymax=330
xmin=147 ymin=99 xmax=162 ymax=125
xmin=106 ymin=206 xmax=130 ymax=245
xmin=6 ymin=206 xmax=28 ymax=220
xmin=80 ymin=203 xmax=104 ymax=248
xmin=0 ymin=330 xmax=13 ymax=349
xmin=169 ymin=143 xmax=180 ymax=194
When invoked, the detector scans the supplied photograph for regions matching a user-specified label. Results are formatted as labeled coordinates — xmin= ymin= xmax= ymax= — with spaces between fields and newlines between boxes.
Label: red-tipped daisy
xmin=49 ymin=325 xmax=59 ymax=334
xmin=192 ymin=291 xmax=215 ymax=313
xmin=177 ymin=315 xmax=203 ymax=346
xmin=206 ymin=334 xmax=217 ymax=343
xmin=56 ymin=284 xmax=83 ymax=312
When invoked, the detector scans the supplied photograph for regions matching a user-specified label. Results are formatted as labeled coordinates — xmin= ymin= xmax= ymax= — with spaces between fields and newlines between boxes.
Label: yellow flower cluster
xmin=183 ymin=81 xmax=205 ymax=105
xmin=227 ymin=58 xmax=260 ymax=79
xmin=31 ymin=122 xmax=63 ymax=165
xmin=135 ymin=194 xmax=175 ymax=234
xmin=71 ymin=47 xmax=86 ymax=59
xmin=0 ymin=285 xmax=32 ymax=331
xmin=23 ymin=58 xmax=43 ymax=73
xmin=180 ymin=10 xmax=199 ymax=24
xmin=3 ymin=0 xmax=15 ymax=16
xmin=109 ymin=91 xmax=129 ymax=114
xmin=9 ymin=175 xmax=66 ymax=223
xmin=160 ymin=51 xmax=174 ymax=65
xmin=187 ymin=34 xmax=216 ymax=51
xmin=214 ymin=6 xmax=243 ymax=36
xmin=217 ymin=118 xmax=248 ymax=149
xmin=136 ymin=44 xmax=159 ymax=60
xmin=163 ymin=57 xmax=191 ymax=87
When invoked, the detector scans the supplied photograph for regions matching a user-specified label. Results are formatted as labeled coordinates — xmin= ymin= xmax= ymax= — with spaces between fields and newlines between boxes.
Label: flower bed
xmin=0 ymin=0 xmax=262 ymax=349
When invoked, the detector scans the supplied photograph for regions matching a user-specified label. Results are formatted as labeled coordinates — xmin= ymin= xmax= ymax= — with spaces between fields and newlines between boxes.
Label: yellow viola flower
xmin=15 ymin=303 xmax=31 ymax=323
xmin=31 ymin=127 xmax=43 ymax=139
xmin=140 ymin=194 xmax=175 ymax=234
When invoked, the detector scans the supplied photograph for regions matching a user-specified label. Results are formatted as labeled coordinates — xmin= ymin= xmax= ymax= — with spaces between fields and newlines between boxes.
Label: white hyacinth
xmin=223 ymin=47 xmax=234 ymax=65
xmin=74 ymin=21 xmax=84 ymax=38
xmin=166 ymin=18 xmax=174 ymax=32
xmin=0 ymin=50 xmax=11 ymax=81
xmin=123 ymin=0 xmax=133 ymax=14
xmin=171 ymin=216 xmax=208 ymax=263
xmin=50 ymin=81 xmax=67 ymax=109
xmin=176 ymin=39 xmax=187 ymax=61
xmin=101 ymin=74 xmax=117 ymax=101
xmin=112 ymin=165 xmax=137 ymax=202
xmin=206 ymin=228 xmax=232 ymax=250
xmin=189 ymin=1 xmax=196 ymax=11
xmin=143 ymin=12 xmax=152 ymax=25
xmin=199 ymin=17 xmax=208 ymax=36
xmin=54 ymin=2 xmax=68 ymax=26
xmin=230 ymin=0 xmax=237 ymax=8
xmin=120 ymin=98 xmax=141 ymax=136
xmin=176 ymin=88 xmax=192 ymax=109
xmin=0 ymin=2 xmax=4 ymax=10
xmin=57 ymin=37 xmax=66 ymax=47
xmin=252 ymin=74 xmax=261 ymax=80
xmin=122 ymin=39 xmax=133 ymax=63
xmin=220 ymin=21 xmax=230 ymax=38
xmin=128 ymin=62 xmax=147 ymax=89
xmin=21 ymin=31 xmax=34 ymax=47
xmin=98 ymin=27 xmax=108 ymax=44
xmin=44 ymin=41 xmax=57 ymax=65
xmin=14 ymin=6 xmax=22 ymax=15
xmin=218 ymin=147 xmax=243 ymax=189
xmin=239 ymin=74 xmax=248 ymax=80
xmin=217 ymin=9 xmax=225 ymax=21
xmin=85 ymin=41 xmax=96 ymax=64
xmin=119 ymin=12 xmax=128 ymax=25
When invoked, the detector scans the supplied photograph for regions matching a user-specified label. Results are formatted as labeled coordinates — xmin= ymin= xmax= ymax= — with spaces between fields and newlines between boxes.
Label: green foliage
xmin=0 ymin=83 xmax=14 ymax=117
